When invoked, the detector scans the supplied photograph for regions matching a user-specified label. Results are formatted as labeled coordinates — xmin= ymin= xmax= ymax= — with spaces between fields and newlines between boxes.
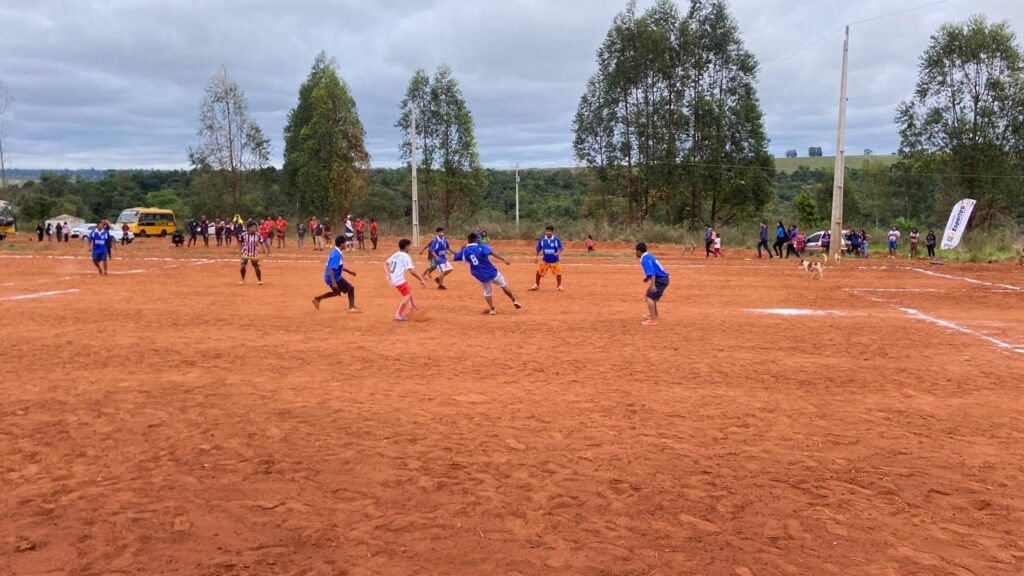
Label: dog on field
xmin=833 ymin=251 xmax=842 ymax=266
xmin=799 ymin=259 xmax=825 ymax=280
xmin=683 ymin=243 xmax=696 ymax=255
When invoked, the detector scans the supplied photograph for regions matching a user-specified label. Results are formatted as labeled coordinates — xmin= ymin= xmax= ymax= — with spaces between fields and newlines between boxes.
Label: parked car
xmin=70 ymin=223 xmax=98 ymax=238
xmin=79 ymin=225 xmax=134 ymax=243
xmin=803 ymin=230 xmax=850 ymax=254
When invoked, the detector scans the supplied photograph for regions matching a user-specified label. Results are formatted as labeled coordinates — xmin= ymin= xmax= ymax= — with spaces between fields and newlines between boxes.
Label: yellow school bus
xmin=0 ymin=200 xmax=14 ymax=236
xmin=116 ymin=207 xmax=177 ymax=237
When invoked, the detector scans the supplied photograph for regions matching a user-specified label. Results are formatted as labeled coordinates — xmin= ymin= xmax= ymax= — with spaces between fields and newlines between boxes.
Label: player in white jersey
xmin=386 ymin=239 xmax=427 ymax=321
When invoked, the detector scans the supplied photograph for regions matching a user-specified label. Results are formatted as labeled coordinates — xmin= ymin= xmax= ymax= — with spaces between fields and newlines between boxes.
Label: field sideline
xmin=2 ymin=235 xmax=1023 ymax=575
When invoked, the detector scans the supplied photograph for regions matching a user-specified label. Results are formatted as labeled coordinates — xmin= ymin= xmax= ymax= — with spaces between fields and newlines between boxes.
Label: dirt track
xmin=2 ymin=235 xmax=1023 ymax=575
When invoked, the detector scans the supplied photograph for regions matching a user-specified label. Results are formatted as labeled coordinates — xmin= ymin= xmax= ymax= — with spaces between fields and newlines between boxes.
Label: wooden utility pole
xmin=829 ymin=26 xmax=849 ymax=257
xmin=514 ymin=163 xmax=520 ymax=235
xmin=410 ymin=103 xmax=420 ymax=247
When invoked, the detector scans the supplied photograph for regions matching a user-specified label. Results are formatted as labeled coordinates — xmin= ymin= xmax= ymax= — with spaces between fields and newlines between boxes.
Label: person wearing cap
xmin=635 ymin=242 xmax=670 ymax=326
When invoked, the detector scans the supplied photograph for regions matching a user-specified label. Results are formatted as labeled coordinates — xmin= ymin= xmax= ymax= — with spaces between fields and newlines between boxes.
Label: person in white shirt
xmin=887 ymin=226 xmax=901 ymax=259
xmin=385 ymin=239 xmax=427 ymax=321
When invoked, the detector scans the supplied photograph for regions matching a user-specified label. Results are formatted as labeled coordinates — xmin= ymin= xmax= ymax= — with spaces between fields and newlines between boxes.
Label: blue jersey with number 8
xmin=454 ymin=243 xmax=498 ymax=282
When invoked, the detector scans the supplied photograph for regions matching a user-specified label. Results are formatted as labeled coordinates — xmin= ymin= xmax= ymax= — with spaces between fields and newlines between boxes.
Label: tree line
xmin=1 ymin=4 xmax=1022 ymax=236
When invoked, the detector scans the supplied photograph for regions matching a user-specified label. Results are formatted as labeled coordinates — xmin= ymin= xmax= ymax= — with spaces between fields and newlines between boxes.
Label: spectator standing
xmin=309 ymin=216 xmax=320 ymax=250
xmin=861 ymin=229 xmax=871 ymax=258
xmin=121 ymin=222 xmax=131 ymax=245
xmin=36 ymin=223 xmax=44 ymax=242
xmin=925 ymin=229 xmax=937 ymax=258
xmin=773 ymin=221 xmax=786 ymax=258
xmin=45 ymin=222 xmax=53 ymax=241
xmin=276 ymin=215 xmax=288 ymax=249
xmin=63 ymin=222 xmax=71 ymax=243
xmin=887 ymin=226 xmax=900 ymax=258
xmin=909 ymin=228 xmax=920 ymax=259
xmin=355 ymin=217 xmax=366 ymax=250
xmin=297 ymin=222 xmax=307 ymax=248
xmin=821 ymin=230 xmax=831 ymax=255
xmin=370 ymin=218 xmax=379 ymax=250
xmin=704 ymin=224 xmax=714 ymax=257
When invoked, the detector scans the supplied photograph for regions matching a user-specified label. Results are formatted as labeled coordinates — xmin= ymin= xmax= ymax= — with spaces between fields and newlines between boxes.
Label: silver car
xmin=803 ymin=230 xmax=850 ymax=254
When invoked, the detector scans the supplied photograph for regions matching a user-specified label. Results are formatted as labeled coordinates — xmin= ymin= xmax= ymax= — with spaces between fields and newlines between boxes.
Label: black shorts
xmin=327 ymin=276 xmax=354 ymax=294
xmin=647 ymin=277 xmax=669 ymax=302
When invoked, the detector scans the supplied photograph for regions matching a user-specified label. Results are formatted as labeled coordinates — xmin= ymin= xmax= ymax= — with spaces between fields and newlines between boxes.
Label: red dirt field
xmin=2 ymin=234 xmax=1023 ymax=576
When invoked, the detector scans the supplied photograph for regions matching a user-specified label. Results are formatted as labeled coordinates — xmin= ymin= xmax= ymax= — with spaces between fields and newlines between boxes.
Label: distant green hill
xmin=774 ymin=154 xmax=899 ymax=174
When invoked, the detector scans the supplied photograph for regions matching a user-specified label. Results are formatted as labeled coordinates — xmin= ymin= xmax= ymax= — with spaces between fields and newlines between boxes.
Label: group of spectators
xmin=751 ymin=221 xmax=939 ymax=259
xmin=34 ymin=221 xmax=72 ymax=243
xmin=304 ymin=215 xmax=379 ymax=251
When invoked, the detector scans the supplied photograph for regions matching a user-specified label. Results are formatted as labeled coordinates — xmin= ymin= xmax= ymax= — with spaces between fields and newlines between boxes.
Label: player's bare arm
xmin=343 ymin=268 xmax=357 ymax=277
xmin=409 ymin=270 xmax=427 ymax=286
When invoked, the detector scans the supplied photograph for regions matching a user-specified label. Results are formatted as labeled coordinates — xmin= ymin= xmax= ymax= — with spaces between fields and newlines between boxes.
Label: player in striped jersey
xmin=239 ymin=221 xmax=266 ymax=285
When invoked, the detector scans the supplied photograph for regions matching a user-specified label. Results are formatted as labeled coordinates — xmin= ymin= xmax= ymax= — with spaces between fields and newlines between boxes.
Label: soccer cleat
xmin=513 ymin=301 xmax=523 ymax=310
xmin=641 ymin=319 xmax=659 ymax=326
xmin=528 ymin=285 xmax=539 ymax=291
xmin=312 ymin=298 xmax=320 ymax=310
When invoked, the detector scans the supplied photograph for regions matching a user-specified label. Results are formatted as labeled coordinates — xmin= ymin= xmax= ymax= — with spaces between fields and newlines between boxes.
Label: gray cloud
xmin=0 ymin=0 xmax=1020 ymax=169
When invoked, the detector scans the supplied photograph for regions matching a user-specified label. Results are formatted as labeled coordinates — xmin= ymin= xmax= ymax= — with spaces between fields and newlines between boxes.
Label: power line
xmin=848 ymin=0 xmax=951 ymax=27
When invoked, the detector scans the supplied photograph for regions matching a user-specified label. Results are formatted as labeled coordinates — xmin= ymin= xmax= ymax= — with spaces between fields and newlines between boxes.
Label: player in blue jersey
xmin=530 ymin=225 xmax=565 ymax=291
xmin=312 ymin=235 xmax=361 ymax=313
xmin=419 ymin=227 xmax=456 ymax=290
xmin=87 ymin=221 xmax=112 ymax=275
xmin=454 ymin=233 xmax=522 ymax=315
xmin=636 ymin=242 xmax=670 ymax=326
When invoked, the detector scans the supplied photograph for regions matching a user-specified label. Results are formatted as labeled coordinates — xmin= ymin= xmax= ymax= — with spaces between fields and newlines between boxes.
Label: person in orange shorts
xmin=530 ymin=225 xmax=564 ymax=291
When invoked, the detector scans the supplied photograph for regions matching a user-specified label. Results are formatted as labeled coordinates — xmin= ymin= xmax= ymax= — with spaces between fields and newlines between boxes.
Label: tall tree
xmin=896 ymin=15 xmax=1024 ymax=227
xmin=397 ymin=65 xmax=484 ymax=228
xmin=284 ymin=55 xmax=369 ymax=220
xmin=572 ymin=0 xmax=772 ymax=229
xmin=188 ymin=67 xmax=270 ymax=214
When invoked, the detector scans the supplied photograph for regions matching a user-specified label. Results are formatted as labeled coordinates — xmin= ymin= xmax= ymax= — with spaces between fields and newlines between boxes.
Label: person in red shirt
xmin=355 ymin=218 xmax=366 ymax=250
xmin=258 ymin=219 xmax=272 ymax=254
xmin=276 ymin=216 xmax=288 ymax=249
xmin=321 ymin=220 xmax=332 ymax=250
xmin=370 ymin=218 xmax=379 ymax=250
xmin=309 ymin=216 xmax=319 ymax=250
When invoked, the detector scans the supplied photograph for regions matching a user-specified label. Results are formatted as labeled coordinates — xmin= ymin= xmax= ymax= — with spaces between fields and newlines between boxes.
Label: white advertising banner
xmin=941 ymin=198 xmax=976 ymax=250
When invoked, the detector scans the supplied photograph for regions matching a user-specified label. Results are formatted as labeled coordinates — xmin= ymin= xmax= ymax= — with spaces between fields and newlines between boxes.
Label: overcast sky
xmin=0 ymin=0 xmax=1020 ymax=170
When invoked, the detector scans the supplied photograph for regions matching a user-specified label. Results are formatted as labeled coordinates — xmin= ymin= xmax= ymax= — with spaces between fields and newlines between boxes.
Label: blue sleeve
xmin=641 ymin=256 xmax=655 ymax=277
xmin=535 ymin=239 xmax=542 ymax=252
xmin=557 ymin=238 xmax=564 ymax=251
xmin=453 ymin=249 xmax=464 ymax=262
xmin=481 ymin=244 xmax=493 ymax=257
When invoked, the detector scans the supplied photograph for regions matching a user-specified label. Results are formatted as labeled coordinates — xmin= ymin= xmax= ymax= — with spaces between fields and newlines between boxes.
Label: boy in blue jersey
xmin=635 ymin=242 xmax=669 ymax=326
xmin=454 ymin=233 xmax=522 ymax=315
xmin=530 ymin=225 xmax=565 ymax=291
xmin=87 ymin=221 xmax=111 ymax=275
xmin=419 ymin=227 xmax=455 ymax=289
xmin=312 ymin=235 xmax=361 ymax=313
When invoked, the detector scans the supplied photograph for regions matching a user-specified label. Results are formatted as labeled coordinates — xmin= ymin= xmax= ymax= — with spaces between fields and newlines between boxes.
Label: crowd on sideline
xmin=746 ymin=221 xmax=937 ymax=260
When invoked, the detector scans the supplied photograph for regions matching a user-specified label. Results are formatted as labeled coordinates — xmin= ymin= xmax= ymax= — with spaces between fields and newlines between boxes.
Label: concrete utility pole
xmin=410 ymin=103 xmax=420 ymax=247
xmin=829 ymin=26 xmax=849 ymax=257
xmin=514 ymin=163 xmax=520 ymax=235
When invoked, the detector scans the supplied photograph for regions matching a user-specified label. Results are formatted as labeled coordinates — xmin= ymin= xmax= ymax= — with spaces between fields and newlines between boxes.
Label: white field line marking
xmin=847 ymin=288 xmax=942 ymax=293
xmin=746 ymin=308 xmax=847 ymax=316
xmin=896 ymin=307 xmax=1024 ymax=354
xmin=1 ymin=288 xmax=80 ymax=302
xmin=907 ymin=267 xmax=1022 ymax=291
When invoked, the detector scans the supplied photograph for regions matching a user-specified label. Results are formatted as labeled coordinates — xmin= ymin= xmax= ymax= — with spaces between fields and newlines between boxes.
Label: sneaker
xmin=394 ymin=315 xmax=408 ymax=321
xmin=488 ymin=308 xmax=497 ymax=316
xmin=641 ymin=319 xmax=659 ymax=326
xmin=528 ymin=285 xmax=539 ymax=291
xmin=312 ymin=298 xmax=320 ymax=310
xmin=557 ymin=285 xmax=564 ymax=292
xmin=513 ymin=301 xmax=523 ymax=310
xmin=257 ymin=281 xmax=263 ymax=286
xmin=348 ymin=307 xmax=362 ymax=313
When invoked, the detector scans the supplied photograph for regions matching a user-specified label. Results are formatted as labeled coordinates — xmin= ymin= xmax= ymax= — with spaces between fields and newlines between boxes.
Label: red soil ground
xmin=2 ymin=234 xmax=1023 ymax=575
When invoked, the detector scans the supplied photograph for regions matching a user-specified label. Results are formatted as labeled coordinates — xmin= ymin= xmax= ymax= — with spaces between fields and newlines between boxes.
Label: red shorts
xmin=395 ymin=282 xmax=411 ymax=297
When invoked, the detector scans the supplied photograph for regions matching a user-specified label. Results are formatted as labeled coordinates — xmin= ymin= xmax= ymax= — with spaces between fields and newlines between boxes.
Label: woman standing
xmin=925 ymin=229 xmax=937 ymax=258
xmin=909 ymin=228 xmax=920 ymax=259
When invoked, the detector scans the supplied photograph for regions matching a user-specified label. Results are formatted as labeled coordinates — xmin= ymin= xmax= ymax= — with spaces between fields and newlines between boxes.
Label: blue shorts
xmin=888 ymin=240 xmax=897 ymax=250
xmin=647 ymin=276 xmax=669 ymax=302
xmin=92 ymin=251 xmax=108 ymax=262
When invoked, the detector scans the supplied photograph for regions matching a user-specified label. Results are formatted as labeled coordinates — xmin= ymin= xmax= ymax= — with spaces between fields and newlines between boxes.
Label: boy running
xmin=454 ymin=233 xmax=522 ymax=315
xmin=386 ymin=239 xmax=427 ymax=321
xmin=87 ymin=221 xmax=111 ymax=275
xmin=635 ymin=242 xmax=670 ymax=326
xmin=313 ymin=235 xmax=360 ymax=313
xmin=419 ymin=227 xmax=455 ymax=289
xmin=239 ymin=221 xmax=266 ymax=285
xmin=530 ymin=225 xmax=564 ymax=291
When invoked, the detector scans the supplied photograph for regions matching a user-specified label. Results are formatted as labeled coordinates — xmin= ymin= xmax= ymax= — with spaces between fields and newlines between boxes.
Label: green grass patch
xmin=774 ymin=154 xmax=899 ymax=174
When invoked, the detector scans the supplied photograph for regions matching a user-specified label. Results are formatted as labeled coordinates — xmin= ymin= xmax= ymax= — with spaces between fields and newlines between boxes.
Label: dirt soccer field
xmin=2 ymin=234 xmax=1023 ymax=576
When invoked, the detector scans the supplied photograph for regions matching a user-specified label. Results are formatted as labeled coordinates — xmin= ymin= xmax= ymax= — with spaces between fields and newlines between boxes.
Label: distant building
xmin=808 ymin=147 xmax=823 ymax=157
xmin=785 ymin=149 xmax=797 ymax=158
